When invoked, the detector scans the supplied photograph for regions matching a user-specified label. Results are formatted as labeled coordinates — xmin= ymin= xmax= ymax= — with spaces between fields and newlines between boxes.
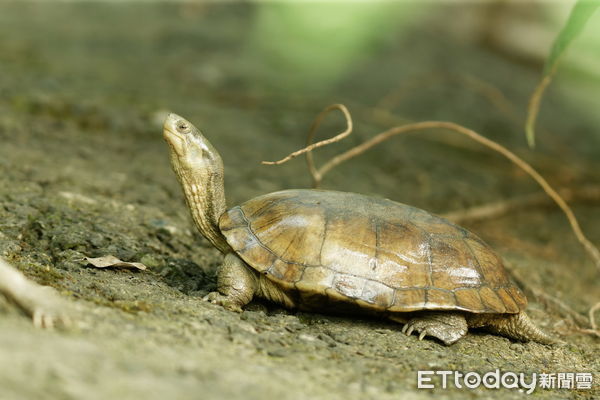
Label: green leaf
xmin=526 ymin=0 xmax=600 ymax=148
xmin=544 ymin=0 xmax=600 ymax=75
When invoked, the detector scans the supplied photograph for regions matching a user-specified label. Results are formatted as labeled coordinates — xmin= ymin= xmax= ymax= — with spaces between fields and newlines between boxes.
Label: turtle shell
xmin=219 ymin=189 xmax=526 ymax=314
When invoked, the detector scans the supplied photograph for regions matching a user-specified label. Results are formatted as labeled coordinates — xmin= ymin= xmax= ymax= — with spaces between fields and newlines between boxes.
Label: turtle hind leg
xmin=390 ymin=312 xmax=468 ymax=345
xmin=468 ymin=312 xmax=560 ymax=345
xmin=203 ymin=253 xmax=258 ymax=312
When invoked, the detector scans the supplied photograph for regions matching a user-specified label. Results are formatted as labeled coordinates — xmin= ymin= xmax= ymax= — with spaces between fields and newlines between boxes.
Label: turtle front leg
xmin=203 ymin=253 xmax=258 ymax=312
xmin=390 ymin=312 xmax=468 ymax=345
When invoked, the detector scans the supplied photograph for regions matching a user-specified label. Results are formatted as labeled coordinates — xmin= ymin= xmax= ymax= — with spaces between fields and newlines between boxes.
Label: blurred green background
xmin=3 ymin=0 xmax=599 ymax=151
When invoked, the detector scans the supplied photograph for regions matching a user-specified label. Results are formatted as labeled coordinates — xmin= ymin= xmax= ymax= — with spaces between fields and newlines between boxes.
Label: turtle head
xmin=163 ymin=113 xmax=223 ymax=174
xmin=163 ymin=113 xmax=230 ymax=253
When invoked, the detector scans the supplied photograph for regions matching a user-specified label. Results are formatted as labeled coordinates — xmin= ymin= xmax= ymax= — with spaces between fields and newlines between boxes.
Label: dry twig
xmin=578 ymin=302 xmax=600 ymax=338
xmin=589 ymin=302 xmax=600 ymax=331
xmin=262 ymin=104 xmax=352 ymax=164
xmin=262 ymin=104 xmax=353 ymax=188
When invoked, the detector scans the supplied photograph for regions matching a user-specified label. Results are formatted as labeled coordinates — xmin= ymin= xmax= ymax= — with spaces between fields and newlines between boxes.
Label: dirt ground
xmin=0 ymin=2 xmax=598 ymax=399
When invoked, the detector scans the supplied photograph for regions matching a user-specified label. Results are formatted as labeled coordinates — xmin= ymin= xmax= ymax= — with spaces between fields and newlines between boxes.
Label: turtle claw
xmin=33 ymin=309 xmax=54 ymax=329
xmin=401 ymin=313 xmax=468 ymax=345
xmin=202 ymin=291 xmax=243 ymax=313
xmin=202 ymin=291 xmax=218 ymax=302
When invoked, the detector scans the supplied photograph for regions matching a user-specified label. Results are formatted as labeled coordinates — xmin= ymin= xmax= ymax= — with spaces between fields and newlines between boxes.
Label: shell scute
xmin=320 ymin=214 xmax=376 ymax=278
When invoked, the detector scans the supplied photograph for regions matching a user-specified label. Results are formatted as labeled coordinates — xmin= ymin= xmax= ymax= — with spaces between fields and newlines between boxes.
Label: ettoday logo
xmin=417 ymin=370 xmax=593 ymax=394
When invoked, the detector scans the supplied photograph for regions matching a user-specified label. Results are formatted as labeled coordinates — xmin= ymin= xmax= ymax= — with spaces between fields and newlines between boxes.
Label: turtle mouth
xmin=163 ymin=113 xmax=181 ymax=138
xmin=163 ymin=126 xmax=181 ymax=141
xmin=163 ymin=113 xmax=186 ymax=154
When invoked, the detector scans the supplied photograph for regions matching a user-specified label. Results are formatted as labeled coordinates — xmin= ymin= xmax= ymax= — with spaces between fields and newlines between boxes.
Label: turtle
xmin=162 ymin=113 xmax=557 ymax=345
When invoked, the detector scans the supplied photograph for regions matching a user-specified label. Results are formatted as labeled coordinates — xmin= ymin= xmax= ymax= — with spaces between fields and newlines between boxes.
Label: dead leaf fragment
xmin=84 ymin=256 xmax=147 ymax=271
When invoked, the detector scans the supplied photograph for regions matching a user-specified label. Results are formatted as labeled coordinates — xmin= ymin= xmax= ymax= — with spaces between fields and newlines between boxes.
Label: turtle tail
xmin=485 ymin=312 xmax=561 ymax=345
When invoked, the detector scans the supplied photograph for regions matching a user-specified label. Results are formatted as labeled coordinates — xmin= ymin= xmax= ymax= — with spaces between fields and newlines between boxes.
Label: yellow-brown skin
xmin=163 ymin=113 xmax=557 ymax=345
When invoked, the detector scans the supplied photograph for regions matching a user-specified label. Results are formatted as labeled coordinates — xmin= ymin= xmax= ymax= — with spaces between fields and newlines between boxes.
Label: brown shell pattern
xmin=219 ymin=189 xmax=526 ymax=314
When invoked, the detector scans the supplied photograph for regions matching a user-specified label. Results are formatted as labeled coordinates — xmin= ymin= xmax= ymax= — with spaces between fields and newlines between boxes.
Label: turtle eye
xmin=176 ymin=121 xmax=190 ymax=133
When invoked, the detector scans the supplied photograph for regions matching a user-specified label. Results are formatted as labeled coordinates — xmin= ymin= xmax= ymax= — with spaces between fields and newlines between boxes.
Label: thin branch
xmin=589 ymin=302 xmax=600 ymax=331
xmin=359 ymin=106 xmax=486 ymax=153
xmin=579 ymin=302 xmax=600 ymax=337
xmin=262 ymin=104 xmax=352 ymax=166
xmin=578 ymin=328 xmax=600 ymax=338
